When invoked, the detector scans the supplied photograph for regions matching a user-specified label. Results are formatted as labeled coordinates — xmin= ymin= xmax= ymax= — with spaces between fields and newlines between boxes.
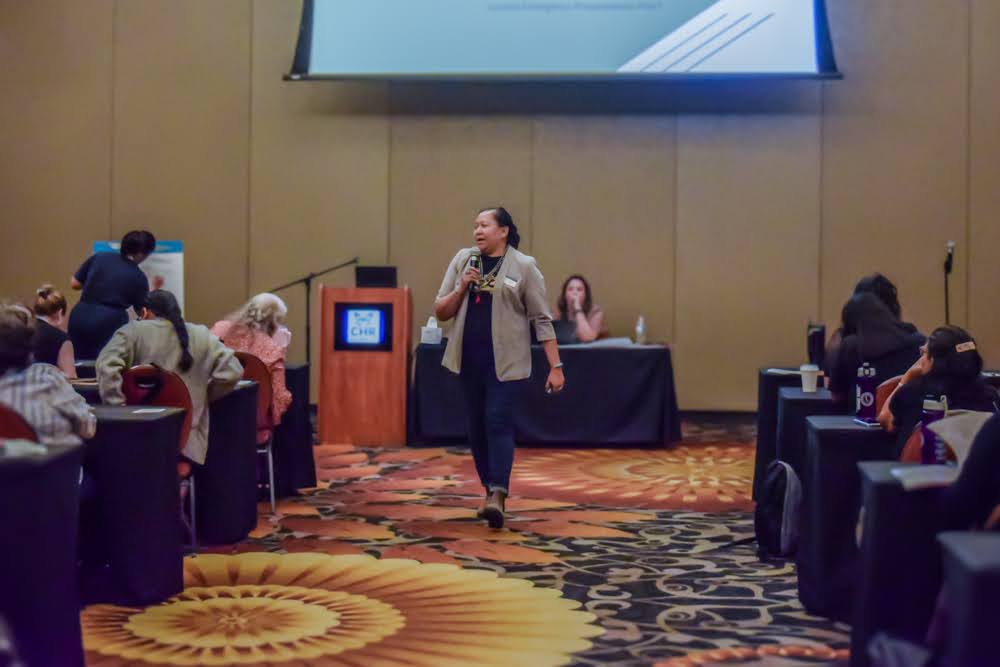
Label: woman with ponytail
xmin=32 ymin=284 xmax=77 ymax=377
xmin=97 ymin=290 xmax=244 ymax=464
xmin=434 ymin=207 xmax=564 ymax=528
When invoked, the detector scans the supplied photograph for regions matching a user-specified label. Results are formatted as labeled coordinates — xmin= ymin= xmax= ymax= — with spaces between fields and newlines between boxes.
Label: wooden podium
xmin=319 ymin=286 xmax=411 ymax=446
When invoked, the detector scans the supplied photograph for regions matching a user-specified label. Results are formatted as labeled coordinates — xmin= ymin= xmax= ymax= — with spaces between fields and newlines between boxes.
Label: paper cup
xmin=800 ymin=364 xmax=820 ymax=393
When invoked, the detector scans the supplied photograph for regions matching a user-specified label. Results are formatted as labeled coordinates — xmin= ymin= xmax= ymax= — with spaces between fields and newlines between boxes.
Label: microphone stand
xmin=269 ymin=257 xmax=360 ymax=368
xmin=944 ymin=249 xmax=954 ymax=325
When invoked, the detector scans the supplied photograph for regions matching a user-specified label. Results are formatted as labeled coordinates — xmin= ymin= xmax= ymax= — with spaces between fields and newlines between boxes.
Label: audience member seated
xmin=0 ymin=304 xmax=95 ymax=445
xmin=210 ymin=293 xmax=293 ymax=425
xmin=878 ymin=326 xmax=999 ymax=457
xmin=824 ymin=291 xmax=925 ymax=409
xmin=68 ymin=230 xmax=160 ymax=360
xmin=32 ymin=284 xmax=76 ymax=378
xmin=97 ymin=290 xmax=243 ymax=465
xmin=554 ymin=274 xmax=608 ymax=343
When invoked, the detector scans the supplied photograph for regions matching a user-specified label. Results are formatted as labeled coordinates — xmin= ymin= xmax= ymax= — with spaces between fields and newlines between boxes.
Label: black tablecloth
xmin=796 ymin=416 xmax=895 ymax=622
xmin=273 ymin=363 xmax=316 ymax=496
xmin=411 ymin=342 xmax=681 ymax=445
xmin=81 ymin=406 xmax=185 ymax=605
xmin=0 ymin=443 xmax=85 ymax=667
xmin=753 ymin=369 xmax=807 ymax=499
xmin=197 ymin=382 xmax=258 ymax=545
xmin=775 ymin=388 xmax=841 ymax=481
xmin=938 ymin=532 xmax=1000 ymax=666
xmin=851 ymin=462 xmax=944 ymax=667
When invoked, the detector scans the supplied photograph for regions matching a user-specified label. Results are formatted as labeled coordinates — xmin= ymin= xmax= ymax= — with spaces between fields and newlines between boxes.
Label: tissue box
xmin=421 ymin=327 xmax=443 ymax=345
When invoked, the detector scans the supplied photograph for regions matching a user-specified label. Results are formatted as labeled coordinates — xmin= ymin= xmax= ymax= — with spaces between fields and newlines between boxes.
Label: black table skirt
xmin=411 ymin=343 xmax=681 ymax=446
xmin=852 ymin=462 xmax=945 ymax=667
xmin=0 ymin=443 xmax=85 ymax=667
xmin=938 ymin=532 xmax=1000 ymax=666
xmin=197 ymin=382 xmax=259 ymax=545
xmin=753 ymin=369 xmax=806 ymax=499
xmin=81 ymin=406 xmax=185 ymax=606
xmin=273 ymin=363 xmax=316 ymax=496
xmin=796 ymin=416 xmax=895 ymax=623
xmin=74 ymin=366 xmax=317 ymax=499
xmin=774 ymin=388 xmax=841 ymax=481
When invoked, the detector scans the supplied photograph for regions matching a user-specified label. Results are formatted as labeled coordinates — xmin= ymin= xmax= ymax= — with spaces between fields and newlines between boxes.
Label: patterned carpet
xmin=81 ymin=417 xmax=850 ymax=666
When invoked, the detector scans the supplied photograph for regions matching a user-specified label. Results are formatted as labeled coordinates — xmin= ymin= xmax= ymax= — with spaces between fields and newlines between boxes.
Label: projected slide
xmin=298 ymin=0 xmax=836 ymax=77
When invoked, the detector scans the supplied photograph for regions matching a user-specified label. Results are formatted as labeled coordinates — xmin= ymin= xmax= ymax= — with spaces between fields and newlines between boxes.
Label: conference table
xmin=72 ymin=364 xmax=315 ymax=501
xmin=774 ymin=388 xmax=841 ymax=480
xmin=753 ymin=368 xmax=809 ymax=498
xmin=0 ymin=441 xmax=85 ymax=667
xmin=852 ymin=462 xmax=946 ymax=667
xmin=80 ymin=406 xmax=186 ymax=606
xmin=796 ymin=416 xmax=895 ymax=623
xmin=272 ymin=363 xmax=317 ymax=496
xmin=411 ymin=342 xmax=681 ymax=446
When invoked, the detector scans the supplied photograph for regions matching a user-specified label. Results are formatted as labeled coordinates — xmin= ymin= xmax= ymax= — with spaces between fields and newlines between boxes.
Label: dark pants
xmin=459 ymin=360 xmax=525 ymax=495
xmin=69 ymin=302 xmax=128 ymax=360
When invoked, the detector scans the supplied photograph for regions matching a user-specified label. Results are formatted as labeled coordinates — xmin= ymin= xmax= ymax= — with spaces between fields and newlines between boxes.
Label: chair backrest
xmin=0 ymin=403 xmax=37 ymax=442
xmin=876 ymin=375 xmax=903 ymax=417
xmin=122 ymin=364 xmax=193 ymax=455
xmin=234 ymin=352 xmax=274 ymax=437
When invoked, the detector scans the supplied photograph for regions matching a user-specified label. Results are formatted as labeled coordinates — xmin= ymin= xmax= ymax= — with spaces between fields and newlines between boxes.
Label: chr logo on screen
xmin=347 ymin=309 xmax=382 ymax=345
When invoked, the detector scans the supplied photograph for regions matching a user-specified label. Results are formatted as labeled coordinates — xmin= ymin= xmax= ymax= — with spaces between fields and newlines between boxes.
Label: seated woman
xmin=0 ymin=304 xmax=95 ymax=446
xmin=554 ymin=275 xmax=608 ymax=343
xmin=824 ymin=291 xmax=925 ymax=409
xmin=210 ymin=293 xmax=293 ymax=426
xmin=878 ymin=326 xmax=999 ymax=456
xmin=32 ymin=284 xmax=76 ymax=378
xmin=97 ymin=290 xmax=243 ymax=465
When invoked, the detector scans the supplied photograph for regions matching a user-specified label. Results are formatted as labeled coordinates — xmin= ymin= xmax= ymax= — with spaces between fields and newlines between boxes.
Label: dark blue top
xmin=74 ymin=252 xmax=149 ymax=311
xmin=462 ymin=255 xmax=501 ymax=370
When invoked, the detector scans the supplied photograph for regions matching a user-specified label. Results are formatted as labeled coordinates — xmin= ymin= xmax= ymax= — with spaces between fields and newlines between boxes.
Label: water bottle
xmin=919 ymin=395 xmax=949 ymax=464
xmin=634 ymin=315 xmax=646 ymax=345
xmin=855 ymin=363 xmax=878 ymax=424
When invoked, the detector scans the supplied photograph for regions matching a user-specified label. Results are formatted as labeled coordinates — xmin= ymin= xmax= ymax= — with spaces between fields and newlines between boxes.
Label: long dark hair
xmin=121 ymin=230 xmax=156 ymax=261
xmin=480 ymin=207 xmax=520 ymax=249
xmin=853 ymin=273 xmax=901 ymax=320
xmin=145 ymin=290 xmax=193 ymax=372
xmin=557 ymin=274 xmax=594 ymax=320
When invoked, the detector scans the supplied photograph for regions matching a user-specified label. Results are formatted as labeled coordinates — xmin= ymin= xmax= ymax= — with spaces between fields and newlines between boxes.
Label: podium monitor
xmin=334 ymin=302 xmax=393 ymax=351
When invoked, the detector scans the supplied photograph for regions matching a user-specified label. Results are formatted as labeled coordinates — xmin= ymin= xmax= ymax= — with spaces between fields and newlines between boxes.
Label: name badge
xmin=503 ymin=277 xmax=518 ymax=289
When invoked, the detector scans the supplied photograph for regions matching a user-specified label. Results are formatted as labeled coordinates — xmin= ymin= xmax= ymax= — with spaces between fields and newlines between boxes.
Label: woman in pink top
xmin=211 ymin=293 xmax=293 ymax=424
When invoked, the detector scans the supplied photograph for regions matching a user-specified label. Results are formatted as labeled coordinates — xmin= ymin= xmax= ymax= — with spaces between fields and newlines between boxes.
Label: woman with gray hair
xmin=211 ymin=293 xmax=293 ymax=425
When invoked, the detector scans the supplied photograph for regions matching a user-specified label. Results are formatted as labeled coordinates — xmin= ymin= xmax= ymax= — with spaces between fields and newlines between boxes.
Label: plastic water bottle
xmin=634 ymin=315 xmax=646 ymax=345
xmin=855 ymin=363 xmax=878 ymax=424
xmin=919 ymin=395 xmax=949 ymax=464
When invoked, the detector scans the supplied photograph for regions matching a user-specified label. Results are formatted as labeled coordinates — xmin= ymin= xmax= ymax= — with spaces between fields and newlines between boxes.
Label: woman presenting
xmin=434 ymin=207 xmax=564 ymax=529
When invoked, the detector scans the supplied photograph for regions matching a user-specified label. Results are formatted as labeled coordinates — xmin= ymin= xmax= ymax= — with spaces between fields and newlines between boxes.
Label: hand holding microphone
xmin=461 ymin=253 xmax=482 ymax=292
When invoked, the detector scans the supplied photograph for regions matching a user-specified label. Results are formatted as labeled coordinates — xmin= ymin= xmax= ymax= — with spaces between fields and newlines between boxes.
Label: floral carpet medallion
xmin=81 ymin=428 xmax=849 ymax=666
xmin=82 ymin=552 xmax=600 ymax=666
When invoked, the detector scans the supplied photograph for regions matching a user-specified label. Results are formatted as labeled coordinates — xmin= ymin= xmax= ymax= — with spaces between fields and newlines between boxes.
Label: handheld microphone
xmin=469 ymin=252 xmax=482 ymax=293
xmin=944 ymin=241 xmax=955 ymax=275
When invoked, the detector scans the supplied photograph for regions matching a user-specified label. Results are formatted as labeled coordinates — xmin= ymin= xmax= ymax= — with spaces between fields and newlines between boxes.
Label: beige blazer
xmin=97 ymin=319 xmax=244 ymax=464
xmin=436 ymin=246 xmax=556 ymax=381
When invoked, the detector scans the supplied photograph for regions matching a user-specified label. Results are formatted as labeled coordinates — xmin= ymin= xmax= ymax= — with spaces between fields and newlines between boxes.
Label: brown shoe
xmin=482 ymin=490 xmax=506 ymax=529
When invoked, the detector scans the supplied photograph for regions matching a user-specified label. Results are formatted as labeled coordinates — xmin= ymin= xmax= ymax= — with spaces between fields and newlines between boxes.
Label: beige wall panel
xmin=969 ymin=0 xmax=1000 ymax=369
xmin=531 ymin=117 xmax=675 ymax=342
xmin=250 ymin=0 xmax=390 ymax=381
xmin=820 ymin=0 xmax=970 ymax=335
xmin=0 ymin=1 xmax=113 ymax=305
xmin=389 ymin=117 xmax=533 ymax=342
xmin=676 ymin=113 xmax=821 ymax=411
xmin=111 ymin=0 xmax=251 ymax=325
